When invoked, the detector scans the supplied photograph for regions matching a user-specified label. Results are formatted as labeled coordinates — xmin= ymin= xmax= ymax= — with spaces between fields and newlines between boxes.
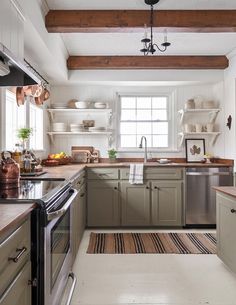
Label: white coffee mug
xmin=195 ymin=124 xmax=202 ymax=133
xmin=206 ymin=123 xmax=214 ymax=132
xmin=184 ymin=124 xmax=193 ymax=133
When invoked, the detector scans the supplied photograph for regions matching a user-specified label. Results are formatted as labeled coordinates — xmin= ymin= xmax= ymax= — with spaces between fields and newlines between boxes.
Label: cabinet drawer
xmin=120 ymin=167 xmax=183 ymax=180
xmin=0 ymin=261 xmax=31 ymax=305
xmin=87 ymin=168 xmax=119 ymax=180
xmin=0 ymin=218 xmax=30 ymax=296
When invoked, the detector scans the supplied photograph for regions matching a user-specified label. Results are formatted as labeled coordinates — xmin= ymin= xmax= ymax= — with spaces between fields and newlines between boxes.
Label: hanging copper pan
xmin=16 ymin=87 xmax=25 ymax=106
xmin=35 ymin=87 xmax=50 ymax=105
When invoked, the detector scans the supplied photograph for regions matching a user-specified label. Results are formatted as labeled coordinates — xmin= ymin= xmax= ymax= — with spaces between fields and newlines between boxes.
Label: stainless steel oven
xmin=43 ymin=187 xmax=78 ymax=305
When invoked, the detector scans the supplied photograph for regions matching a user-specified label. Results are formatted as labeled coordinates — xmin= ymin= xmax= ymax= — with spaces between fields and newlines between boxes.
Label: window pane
xmin=137 ymin=97 xmax=151 ymax=109
xmin=153 ymin=122 xmax=168 ymax=134
xmin=5 ymin=90 xmax=26 ymax=150
xmin=153 ymin=135 xmax=168 ymax=147
xmin=121 ymin=109 xmax=136 ymax=120
xmin=121 ymin=97 xmax=136 ymax=109
xmin=152 ymin=109 xmax=167 ymax=121
xmin=137 ymin=109 xmax=151 ymax=121
xmin=152 ymin=97 xmax=167 ymax=109
xmin=137 ymin=135 xmax=152 ymax=147
xmin=137 ymin=122 xmax=152 ymax=135
xmin=120 ymin=135 xmax=136 ymax=148
xmin=120 ymin=122 xmax=136 ymax=135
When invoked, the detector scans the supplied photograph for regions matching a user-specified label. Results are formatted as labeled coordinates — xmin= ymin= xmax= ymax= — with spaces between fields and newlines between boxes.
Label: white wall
xmin=223 ymin=55 xmax=236 ymax=162
xmin=49 ymin=82 xmax=225 ymax=158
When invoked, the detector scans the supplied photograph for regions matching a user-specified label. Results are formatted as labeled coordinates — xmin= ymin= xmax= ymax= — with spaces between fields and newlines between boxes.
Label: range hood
xmin=0 ymin=42 xmax=41 ymax=87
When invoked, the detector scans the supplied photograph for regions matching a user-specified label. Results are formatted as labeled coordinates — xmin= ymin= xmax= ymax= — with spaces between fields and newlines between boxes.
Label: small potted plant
xmin=108 ymin=148 xmax=117 ymax=163
xmin=17 ymin=127 xmax=33 ymax=150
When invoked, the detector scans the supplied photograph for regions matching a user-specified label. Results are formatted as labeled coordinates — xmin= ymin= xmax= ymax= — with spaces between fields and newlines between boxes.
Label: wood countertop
xmin=214 ymin=187 xmax=236 ymax=199
xmin=39 ymin=160 xmax=233 ymax=182
xmin=0 ymin=203 xmax=36 ymax=236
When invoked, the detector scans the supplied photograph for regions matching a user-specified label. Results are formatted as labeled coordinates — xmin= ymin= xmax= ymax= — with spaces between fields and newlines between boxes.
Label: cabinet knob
xmin=231 ymin=209 xmax=236 ymax=214
xmin=146 ymin=186 xmax=149 ymax=189
xmin=154 ymin=186 xmax=158 ymax=189
xmin=114 ymin=187 xmax=118 ymax=190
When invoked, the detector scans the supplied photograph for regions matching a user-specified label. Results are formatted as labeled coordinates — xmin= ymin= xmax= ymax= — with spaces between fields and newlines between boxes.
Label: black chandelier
xmin=140 ymin=0 xmax=171 ymax=55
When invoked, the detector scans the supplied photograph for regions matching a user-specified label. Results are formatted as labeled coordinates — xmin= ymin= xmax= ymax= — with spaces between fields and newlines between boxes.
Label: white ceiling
xmin=46 ymin=0 xmax=236 ymax=10
xmin=62 ymin=33 xmax=236 ymax=56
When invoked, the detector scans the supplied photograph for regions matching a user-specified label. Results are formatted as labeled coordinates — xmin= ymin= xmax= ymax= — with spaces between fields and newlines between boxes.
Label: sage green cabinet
xmin=0 ymin=261 xmax=31 ymax=305
xmin=0 ymin=217 xmax=31 ymax=305
xmin=216 ymin=192 xmax=236 ymax=273
xmin=72 ymin=171 xmax=86 ymax=263
xmin=87 ymin=181 xmax=120 ymax=227
xmin=152 ymin=181 xmax=183 ymax=226
xmin=120 ymin=182 xmax=151 ymax=226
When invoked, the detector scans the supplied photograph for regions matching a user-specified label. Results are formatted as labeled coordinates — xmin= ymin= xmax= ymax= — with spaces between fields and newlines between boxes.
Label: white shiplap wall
xmin=49 ymin=82 xmax=225 ymax=158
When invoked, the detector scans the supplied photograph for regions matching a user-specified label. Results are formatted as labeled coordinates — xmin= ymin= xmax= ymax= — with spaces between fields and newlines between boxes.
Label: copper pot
xmin=0 ymin=151 xmax=20 ymax=189
xmin=16 ymin=87 xmax=25 ymax=106
xmin=35 ymin=87 xmax=50 ymax=105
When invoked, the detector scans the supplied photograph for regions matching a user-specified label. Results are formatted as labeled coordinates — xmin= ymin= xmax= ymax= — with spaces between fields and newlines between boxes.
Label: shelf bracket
xmin=178 ymin=110 xmax=184 ymax=125
xmin=178 ymin=132 xmax=185 ymax=147
xmin=48 ymin=110 xmax=54 ymax=121
xmin=47 ymin=133 xmax=55 ymax=145
xmin=210 ymin=133 xmax=220 ymax=146
xmin=208 ymin=110 xmax=220 ymax=124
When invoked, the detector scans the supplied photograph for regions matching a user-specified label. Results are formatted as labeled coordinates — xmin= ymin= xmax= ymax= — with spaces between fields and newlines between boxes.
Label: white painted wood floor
xmin=70 ymin=230 xmax=236 ymax=305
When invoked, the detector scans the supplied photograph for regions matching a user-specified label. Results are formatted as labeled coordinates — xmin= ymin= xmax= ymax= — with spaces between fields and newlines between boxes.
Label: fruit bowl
xmin=46 ymin=152 xmax=72 ymax=165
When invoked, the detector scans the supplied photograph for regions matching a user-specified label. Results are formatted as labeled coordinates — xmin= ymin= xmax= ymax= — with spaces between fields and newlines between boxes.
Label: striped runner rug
xmin=87 ymin=232 xmax=216 ymax=254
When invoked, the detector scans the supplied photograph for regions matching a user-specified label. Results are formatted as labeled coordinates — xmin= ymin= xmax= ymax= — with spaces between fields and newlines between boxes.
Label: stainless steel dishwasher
xmin=185 ymin=167 xmax=233 ymax=227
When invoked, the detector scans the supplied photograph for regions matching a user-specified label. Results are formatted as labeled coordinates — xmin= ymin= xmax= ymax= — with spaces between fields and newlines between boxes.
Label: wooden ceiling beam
xmin=46 ymin=10 xmax=236 ymax=33
xmin=67 ymin=56 xmax=229 ymax=70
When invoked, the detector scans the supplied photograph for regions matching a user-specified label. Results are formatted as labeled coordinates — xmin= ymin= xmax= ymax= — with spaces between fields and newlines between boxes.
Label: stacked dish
xmin=70 ymin=124 xmax=85 ymax=132
xmin=94 ymin=102 xmax=107 ymax=109
xmin=75 ymin=101 xmax=89 ymax=109
xmin=52 ymin=123 xmax=67 ymax=132
xmin=89 ymin=127 xmax=106 ymax=132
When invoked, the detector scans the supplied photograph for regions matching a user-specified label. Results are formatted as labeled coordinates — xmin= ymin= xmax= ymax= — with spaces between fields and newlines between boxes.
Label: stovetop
xmin=0 ymin=179 xmax=70 ymax=206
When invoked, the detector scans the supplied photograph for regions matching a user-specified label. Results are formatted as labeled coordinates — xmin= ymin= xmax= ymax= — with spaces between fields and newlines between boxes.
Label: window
xmin=4 ymin=89 xmax=44 ymax=151
xmin=118 ymin=95 xmax=175 ymax=150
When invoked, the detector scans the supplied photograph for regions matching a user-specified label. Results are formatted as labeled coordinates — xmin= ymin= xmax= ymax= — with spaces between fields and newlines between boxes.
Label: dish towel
xmin=129 ymin=164 xmax=144 ymax=185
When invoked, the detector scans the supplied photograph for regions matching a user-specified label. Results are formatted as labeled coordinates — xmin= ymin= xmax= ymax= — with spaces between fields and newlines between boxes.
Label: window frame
xmin=116 ymin=91 xmax=178 ymax=153
xmin=0 ymin=88 xmax=45 ymax=152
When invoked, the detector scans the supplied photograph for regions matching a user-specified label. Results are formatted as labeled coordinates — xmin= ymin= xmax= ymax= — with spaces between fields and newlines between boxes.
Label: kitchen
xmin=1 ymin=1 xmax=236 ymax=305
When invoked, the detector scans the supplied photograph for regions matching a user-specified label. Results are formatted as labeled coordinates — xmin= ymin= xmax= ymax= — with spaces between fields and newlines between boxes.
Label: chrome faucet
xmin=139 ymin=136 xmax=148 ymax=163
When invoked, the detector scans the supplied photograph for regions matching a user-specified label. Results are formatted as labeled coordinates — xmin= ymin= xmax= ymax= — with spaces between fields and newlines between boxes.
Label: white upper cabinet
xmin=0 ymin=0 xmax=24 ymax=60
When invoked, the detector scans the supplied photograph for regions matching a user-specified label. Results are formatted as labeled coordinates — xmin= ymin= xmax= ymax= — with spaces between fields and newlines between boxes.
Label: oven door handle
xmin=65 ymin=272 xmax=77 ymax=305
xmin=47 ymin=189 xmax=78 ymax=221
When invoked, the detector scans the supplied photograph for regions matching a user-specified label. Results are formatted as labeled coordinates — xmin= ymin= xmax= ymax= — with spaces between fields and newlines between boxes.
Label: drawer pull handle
xmin=80 ymin=193 xmax=85 ymax=198
xmin=98 ymin=173 xmax=108 ymax=176
xmin=8 ymin=247 xmax=27 ymax=263
xmin=231 ymin=209 xmax=236 ymax=214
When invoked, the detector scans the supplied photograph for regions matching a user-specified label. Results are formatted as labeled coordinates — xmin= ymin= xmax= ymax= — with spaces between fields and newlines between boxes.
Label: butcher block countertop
xmin=0 ymin=158 xmax=233 ymax=237
xmin=0 ymin=204 xmax=36 ymax=236
xmin=214 ymin=187 xmax=236 ymax=199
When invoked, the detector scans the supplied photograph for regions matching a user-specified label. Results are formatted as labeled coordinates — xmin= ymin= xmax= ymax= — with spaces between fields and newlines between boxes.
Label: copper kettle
xmin=0 ymin=151 xmax=20 ymax=189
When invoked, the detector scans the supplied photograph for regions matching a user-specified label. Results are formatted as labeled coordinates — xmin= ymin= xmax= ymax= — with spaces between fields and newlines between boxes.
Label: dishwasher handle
xmin=186 ymin=172 xmax=232 ymax=176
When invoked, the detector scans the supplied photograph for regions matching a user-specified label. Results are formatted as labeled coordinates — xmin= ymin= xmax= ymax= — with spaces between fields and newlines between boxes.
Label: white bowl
xmin=158 ymin=159 xmax=170 ymax=164
xmin=52 ymin=123 xmax=67 ymax=132
xmin=75 ymin=101 xmax=89 ymax=109
xmin=94 ymin=102 xmax=107 ymax=109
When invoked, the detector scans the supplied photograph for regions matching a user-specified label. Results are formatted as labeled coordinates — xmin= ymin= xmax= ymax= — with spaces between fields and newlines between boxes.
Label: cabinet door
xmin=87 ymin=181 xmax=120 ymax=227
xmin=217 ymin=193 xmax=236 ymax=273
xmin=152 ymin=181 xmax=183 ymax=226
xmin=120 ymin=182 xmax=151 ymax=226
xmin=0 ymin=261 xmax=31 ymax=305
